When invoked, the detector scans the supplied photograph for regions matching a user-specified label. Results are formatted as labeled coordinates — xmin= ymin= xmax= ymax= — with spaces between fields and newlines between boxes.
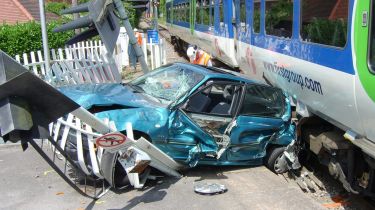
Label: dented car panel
xmin=58 ymin=63 xmax=297 ymax=167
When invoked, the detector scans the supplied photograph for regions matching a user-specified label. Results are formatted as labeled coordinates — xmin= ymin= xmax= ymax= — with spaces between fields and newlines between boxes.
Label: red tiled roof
xmin=18 ymin=0 xmax=60 ymax=21
xmin=0 ymin=0 xmax=33 ymax=24
xmin=0 ymin=0 xmax=60 ymax=25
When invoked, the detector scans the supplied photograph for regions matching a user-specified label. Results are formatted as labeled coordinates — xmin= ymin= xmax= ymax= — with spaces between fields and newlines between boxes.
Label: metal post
xmin=153 ymin=0 xmax=158 ymax=31
xmin=38 ymin=0 xmax=51 ymax=72
xmin=150 ymin=39 xmax=154 ymax=70
xmin=113 ymin=0 xmax=149 ymax=74
xmin=72 ymin=0 xmax=80 ymax=35
xmin=142 ymin=37 xmax=148 ymax=65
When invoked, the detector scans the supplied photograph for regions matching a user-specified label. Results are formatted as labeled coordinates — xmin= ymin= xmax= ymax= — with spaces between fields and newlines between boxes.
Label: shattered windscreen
xmin=130 ymin=64 xmax=204 ymax=105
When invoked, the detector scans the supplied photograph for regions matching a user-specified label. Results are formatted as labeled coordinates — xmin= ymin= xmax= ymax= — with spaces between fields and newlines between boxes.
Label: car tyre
xmin=265 ymin=146 xmax=288 ymax=174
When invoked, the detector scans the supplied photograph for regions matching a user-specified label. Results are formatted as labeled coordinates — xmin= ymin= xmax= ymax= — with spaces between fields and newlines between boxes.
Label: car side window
xmin=183 ymin=82 xmax=241 ymax=116
xmin=239 ymin=85 xmax=285 ymax=118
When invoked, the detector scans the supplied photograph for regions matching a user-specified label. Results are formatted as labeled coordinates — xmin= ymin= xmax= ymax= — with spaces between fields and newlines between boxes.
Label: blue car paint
xmin=58 ymin=63 xmax=295 ymax=167
xmin=58 ymin=83 xmax=163 ymax=109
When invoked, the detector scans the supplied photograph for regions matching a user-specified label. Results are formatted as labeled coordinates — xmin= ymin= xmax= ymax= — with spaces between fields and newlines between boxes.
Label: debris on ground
xmin=194 ymin=182 xmax=227 ymax=195
xmin=282 ymin=166 xmax=374 ymax=210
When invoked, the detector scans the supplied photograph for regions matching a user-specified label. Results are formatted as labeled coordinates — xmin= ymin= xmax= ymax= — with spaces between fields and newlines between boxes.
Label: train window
xmin=173 ymin=6 xmax=176 ymax=21
xmin=167 ymin=7 xmax=170 ymax=22
xmin=182 ymin=4 xmax=187 ymax=22
xmin=169 ymin=7 xmax=172 ymax=22
xmin=219 ymin=0 xmax=224 ymax=25
xmin=202 ymin=0 xmax=210 ymax=25
xmin=181 ymin=4 xmax=184 ymax=21
xmin=240 ymin=0 xmax=246 ymax=29
xmin=196 ymin=1 xmax=202 ymax=24
xmin=180 ymin=5 xmax=183 ymax=21
xmin=253 ymin=1 xmax=261 ymax=33
xmin=186 ymin=2 xmax=190 ymax=22
xmin=174 ymin=6 xmax=177 ymax=21
xmin=301 ymin=0 xmax=348 ymax=47
xmin=200 ymin=1 xmax=204 ymax=24
xmin=265 ymin=0 xmax=293 ymax=38
xmin=176 ymin=5 xmax=181 ymax=21
xmin=210 ymin=0 xmax=214 ymax=26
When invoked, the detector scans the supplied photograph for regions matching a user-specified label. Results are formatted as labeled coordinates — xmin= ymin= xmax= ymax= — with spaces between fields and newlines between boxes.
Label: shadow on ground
xmin=84 ymin=165 xmax=258 ymax=210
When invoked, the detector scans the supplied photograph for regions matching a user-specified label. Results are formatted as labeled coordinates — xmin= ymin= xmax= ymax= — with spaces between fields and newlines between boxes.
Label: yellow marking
xmin=43 ymin=170 xmax=56 ymax=176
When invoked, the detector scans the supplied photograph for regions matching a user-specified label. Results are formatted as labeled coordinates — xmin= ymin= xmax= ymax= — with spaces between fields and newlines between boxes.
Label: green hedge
xmin=46 ymin=2 xmax=70 ymax=15
xmin=0 ymin=2 xmax=142 ymax=58
xmin=0 ymin=21 xmax=74 ymax=57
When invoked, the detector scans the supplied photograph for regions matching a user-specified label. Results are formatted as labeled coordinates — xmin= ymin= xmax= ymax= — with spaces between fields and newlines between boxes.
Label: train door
xmin=355 ymin=0 xmax=375 ymax=142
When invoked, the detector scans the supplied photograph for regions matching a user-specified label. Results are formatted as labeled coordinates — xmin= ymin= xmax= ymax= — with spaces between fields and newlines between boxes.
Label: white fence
xmin=15 ymin=40 xmax=105 ymax=76
xmin=14 ymin=27 xmax=167 ymax=85
xmin=15 ymin=40 xmax=123 ymax=86
xmin=115 ymin=27 xmax=167 ymax=70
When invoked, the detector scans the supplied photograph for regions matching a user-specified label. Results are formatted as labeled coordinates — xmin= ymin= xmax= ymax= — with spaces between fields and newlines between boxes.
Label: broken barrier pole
xmin=54 ymin=0 xmax=149 ymax=75
xmin=54 ymin=0 xmax=123 ymax=82
xmin=113 ymin=0 xmax=149 ymax=74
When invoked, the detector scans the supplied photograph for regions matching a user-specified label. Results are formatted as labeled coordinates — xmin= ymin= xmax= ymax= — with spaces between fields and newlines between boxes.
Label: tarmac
xmin=0 ymin=144 xmax=325 ymax=210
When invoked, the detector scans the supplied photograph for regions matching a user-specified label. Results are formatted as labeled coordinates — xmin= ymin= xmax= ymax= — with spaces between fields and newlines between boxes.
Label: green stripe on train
xmin=355 ymin=0 xmax=375 ymax=102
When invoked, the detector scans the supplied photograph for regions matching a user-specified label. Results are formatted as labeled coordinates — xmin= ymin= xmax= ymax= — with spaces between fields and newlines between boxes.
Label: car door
xmin=166 ymin=80 xmax=243 ymax=164
xmin=227 ymin=84 xmax=291 ymax=162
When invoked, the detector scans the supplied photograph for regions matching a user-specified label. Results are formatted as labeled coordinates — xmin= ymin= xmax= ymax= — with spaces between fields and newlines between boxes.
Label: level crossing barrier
xmin=6 ymin=31 xmax=169 ymax=198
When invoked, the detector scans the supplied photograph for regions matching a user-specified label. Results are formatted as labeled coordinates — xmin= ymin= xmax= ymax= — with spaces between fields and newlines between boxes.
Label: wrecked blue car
xmin=59 ymin=63 xmax=298 ymax=176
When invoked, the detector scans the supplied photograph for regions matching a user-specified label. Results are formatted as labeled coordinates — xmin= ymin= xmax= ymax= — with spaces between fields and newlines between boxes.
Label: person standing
xmin=128 ymin=28 xmax=143 ymax=70
xmin=186 ymin=45 xmax=212 ymax=67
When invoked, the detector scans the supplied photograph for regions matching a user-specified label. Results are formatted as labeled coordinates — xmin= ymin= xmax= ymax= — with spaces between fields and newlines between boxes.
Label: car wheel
xmin=265 ymin=146 xmax=288 ymax=174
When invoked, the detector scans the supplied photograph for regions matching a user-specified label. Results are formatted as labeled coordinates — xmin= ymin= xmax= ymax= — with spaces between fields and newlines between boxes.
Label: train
xmin=163 ymin=0 xmax=375 ymax=197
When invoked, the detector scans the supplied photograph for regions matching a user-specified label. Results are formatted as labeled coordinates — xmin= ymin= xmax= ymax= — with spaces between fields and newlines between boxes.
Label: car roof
xmin=174 ymin=62 xmax=265 ymax=85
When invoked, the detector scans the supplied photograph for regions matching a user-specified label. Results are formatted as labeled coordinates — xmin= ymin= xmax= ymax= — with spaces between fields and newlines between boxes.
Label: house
xmin=0 ymin=0 xmax=61 ymax=24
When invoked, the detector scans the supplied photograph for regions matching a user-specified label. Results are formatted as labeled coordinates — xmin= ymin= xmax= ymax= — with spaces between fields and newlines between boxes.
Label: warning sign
xmin=95 ymin=133 xmax=129 ymax=152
